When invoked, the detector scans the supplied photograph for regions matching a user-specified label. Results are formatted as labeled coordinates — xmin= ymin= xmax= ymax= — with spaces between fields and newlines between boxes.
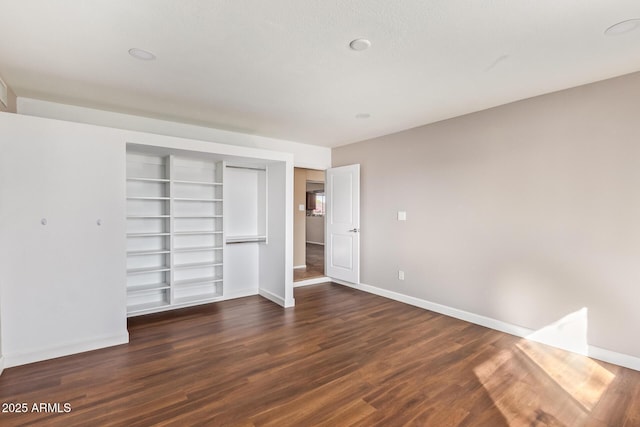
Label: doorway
xmin=293 ymin=168 xmax=325 ymax=282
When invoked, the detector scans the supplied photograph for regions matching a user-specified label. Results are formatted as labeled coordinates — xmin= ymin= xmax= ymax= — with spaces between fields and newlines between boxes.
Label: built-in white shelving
xmin=174 ymin=246 xmax=222 ymax=253
xmin=126 ymin=151 xmax=224 ymax=316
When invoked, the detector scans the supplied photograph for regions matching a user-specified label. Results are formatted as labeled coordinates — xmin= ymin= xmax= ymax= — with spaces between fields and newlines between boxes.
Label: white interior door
xmin=325 ymin=164 xmax=360 ymax=284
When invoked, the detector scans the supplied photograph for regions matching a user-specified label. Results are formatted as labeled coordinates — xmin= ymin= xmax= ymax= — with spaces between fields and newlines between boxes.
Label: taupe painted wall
xmin=333 ymin=71 xmax=640 ymax=359
xmin=306 ymin=216 xmax=324 ymax=244
xmin=306 ymin=169 xmax=324 ymax=182
xmin=293 ymin=168 xmax=307 ymax=267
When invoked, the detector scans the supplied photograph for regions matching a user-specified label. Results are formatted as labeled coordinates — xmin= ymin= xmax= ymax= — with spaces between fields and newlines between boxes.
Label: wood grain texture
xmin=1 ymin=283 xmax=639 ymax=426
xmin=294 ymin=243 xmax=324 ymax=282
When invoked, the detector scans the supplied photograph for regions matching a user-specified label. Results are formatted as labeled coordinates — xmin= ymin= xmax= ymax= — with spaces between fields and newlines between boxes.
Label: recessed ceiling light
xmin=128 ymin=48 xmax=156 ymax=60
xmin=349 ymin=39 xmax=371 ymax=51
xmin=604 ymin=19 xmax=640 ymax=35
xmin=355 ymin=113 xmax=371 ymax=119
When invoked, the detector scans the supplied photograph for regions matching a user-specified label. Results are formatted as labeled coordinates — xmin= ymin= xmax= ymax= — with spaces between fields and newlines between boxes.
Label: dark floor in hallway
xmin=294 ymin=242 xmax=324 ymax=281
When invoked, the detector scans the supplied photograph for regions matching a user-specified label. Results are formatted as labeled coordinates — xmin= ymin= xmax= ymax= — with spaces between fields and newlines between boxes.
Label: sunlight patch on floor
xmin=515 ymin=339 xmax=614 ymax=411
xmin=474 ymin=308 xmax=615 ymax=424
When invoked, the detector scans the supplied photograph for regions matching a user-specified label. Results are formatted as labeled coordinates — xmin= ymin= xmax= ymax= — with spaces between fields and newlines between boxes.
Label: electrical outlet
xmin=398 ymin=270 xmax=405 ymax=280
xmin=397 ymin=211 xmax=407 ymax=221
xmin=298 ymin=204 xmax=305 ymax=211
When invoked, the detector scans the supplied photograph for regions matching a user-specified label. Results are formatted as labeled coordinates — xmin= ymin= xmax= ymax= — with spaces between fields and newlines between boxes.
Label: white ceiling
xmin=1 ymin=1 xmax=640 ymax=147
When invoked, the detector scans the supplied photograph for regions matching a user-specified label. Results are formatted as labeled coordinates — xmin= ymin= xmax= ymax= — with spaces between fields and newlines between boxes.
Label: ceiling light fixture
xmin=128 ymin=48 xmax=156 ymax=60
xmin=355 ymin=113 xmax=371 ymax=119
xmin=604 ymin=19 xmax=640 ymax=35
xmin=349 ymin=38 xmax=371 ymax=51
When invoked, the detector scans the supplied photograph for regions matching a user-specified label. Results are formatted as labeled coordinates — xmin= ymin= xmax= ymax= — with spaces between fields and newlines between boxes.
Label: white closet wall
xmin=259 ymin=162 xmax=294 ymax=307
xmin=0 ymin=114 xmax=128 ymax=367
xmin=223 ymin=166 xmax=267 ymax=299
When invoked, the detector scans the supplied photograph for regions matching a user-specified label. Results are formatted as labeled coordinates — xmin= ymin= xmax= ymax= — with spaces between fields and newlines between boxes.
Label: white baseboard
xmin=5 ymin=332 xmax=130 ymax=369
xmin=224 ymin=288 xmax=259 ymax=300
xmin=294 ymin=277 xmax=331 ymax=288
xmin=332 ymin=279 xmax=640 ymax=372
xmin=306 ymin=241 xmax=324 ymax=246
xmin=259 ymin=288 xmax=294 ymax=308
xmin=294 ymin=265 xmax=306 ymax=269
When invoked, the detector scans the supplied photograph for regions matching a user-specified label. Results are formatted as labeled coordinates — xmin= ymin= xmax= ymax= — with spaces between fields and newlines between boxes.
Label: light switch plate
xmin=299 ymin=204 xmax=305 ymax=211
xmin=397 ymin=211 xmax=407 ymax=221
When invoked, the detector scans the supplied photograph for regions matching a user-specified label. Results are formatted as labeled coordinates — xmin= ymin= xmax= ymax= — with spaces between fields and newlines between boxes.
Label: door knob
xmin=348 ymin=228 xmax=360 ymax=233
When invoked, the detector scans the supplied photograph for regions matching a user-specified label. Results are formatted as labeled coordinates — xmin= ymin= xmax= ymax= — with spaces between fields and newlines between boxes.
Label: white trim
xmin=5 ymin=332 xmax=129 ymax=368
xmin=587 ymin=346 xmax=640 ymax=371
xmin=332 ymin=279 xmax=640 ymax=372
xmin=294 ymin=277 xmax=331 ymax=288
xmin=259 ymin=288 xmax=294 ymax=308
xmin=305 ymin=241 xmax=325 ymax=246
xmin=224 ymin=288 xmax=259 ymax=300
xmin=0 ymin=356 xmax=4 ymax=376
xmin=294 ymin=265 xmax=306 ymax=269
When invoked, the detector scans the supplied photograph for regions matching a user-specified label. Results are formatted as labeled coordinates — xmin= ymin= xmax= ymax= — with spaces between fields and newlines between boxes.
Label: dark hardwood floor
xmin=293 ymin=243 xmax=324 ymax=282
xmin=1 ymin=283 xmax=639 ymax=426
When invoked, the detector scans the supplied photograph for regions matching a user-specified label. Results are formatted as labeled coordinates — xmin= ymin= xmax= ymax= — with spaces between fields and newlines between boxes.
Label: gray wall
xmin=333 ymin=71 xmax=640 ymax=359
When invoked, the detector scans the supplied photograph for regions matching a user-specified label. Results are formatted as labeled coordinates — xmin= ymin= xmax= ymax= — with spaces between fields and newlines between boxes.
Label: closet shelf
xmin=173 ymin=179 xmax=222 ymax=186
xmin=127 ymin=177 xmax=170 ymax=183
xmin=127 ymin=265 xmax=171 ymax=275
xmin=127 ymin=249 xmax=171 ymax=256
xmin=174 ymin=277 xmax=223 ymax=287
xmin=127 ymin=232 xmax=170 ymax=237
xmin=226 ymin=235 xmax=267 ymax=244
xmin=173 ymin=294 xmax=223 ymax=306
xmin=174 ymin=261 xmax=223 ymax=270
xmin=127 ymin=283 xmax=171 ymax=293
xmin=174 ymin=231 xmax=223 ymax=236
xmin=174 ymin=246 xmax=223 ymax=253
xmin=127 ymin=196 xmax=170 ymax=200
xmin=174 ymin=215 xmax=223 ymax=219
xmin=173 ymin=197 xmax=223 ymax=202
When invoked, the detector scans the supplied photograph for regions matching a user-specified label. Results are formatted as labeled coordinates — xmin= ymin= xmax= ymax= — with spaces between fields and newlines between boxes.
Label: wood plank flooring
xmin=1 ymin=283 xmax=639 ymax=426
xmin=293 ymin=243 xmax=324 ymax=282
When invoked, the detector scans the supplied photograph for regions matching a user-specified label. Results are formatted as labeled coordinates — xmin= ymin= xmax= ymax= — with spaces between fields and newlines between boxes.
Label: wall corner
xmin=0 ymin=75 xmax=17 ymax=113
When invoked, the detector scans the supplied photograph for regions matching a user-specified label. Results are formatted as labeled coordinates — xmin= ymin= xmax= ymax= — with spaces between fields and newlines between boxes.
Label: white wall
xmin=17 ymin=97 xmax=331 ymax=170
xmin=259 ymin=162 xmax=295 ymax=307
xmin=224 ymin=166 xmax=264 ymax=299
xmin=333 ymin=71 xmax=640 ymax=370
xmin=0 ymin=113 xmax=129 ymax=367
